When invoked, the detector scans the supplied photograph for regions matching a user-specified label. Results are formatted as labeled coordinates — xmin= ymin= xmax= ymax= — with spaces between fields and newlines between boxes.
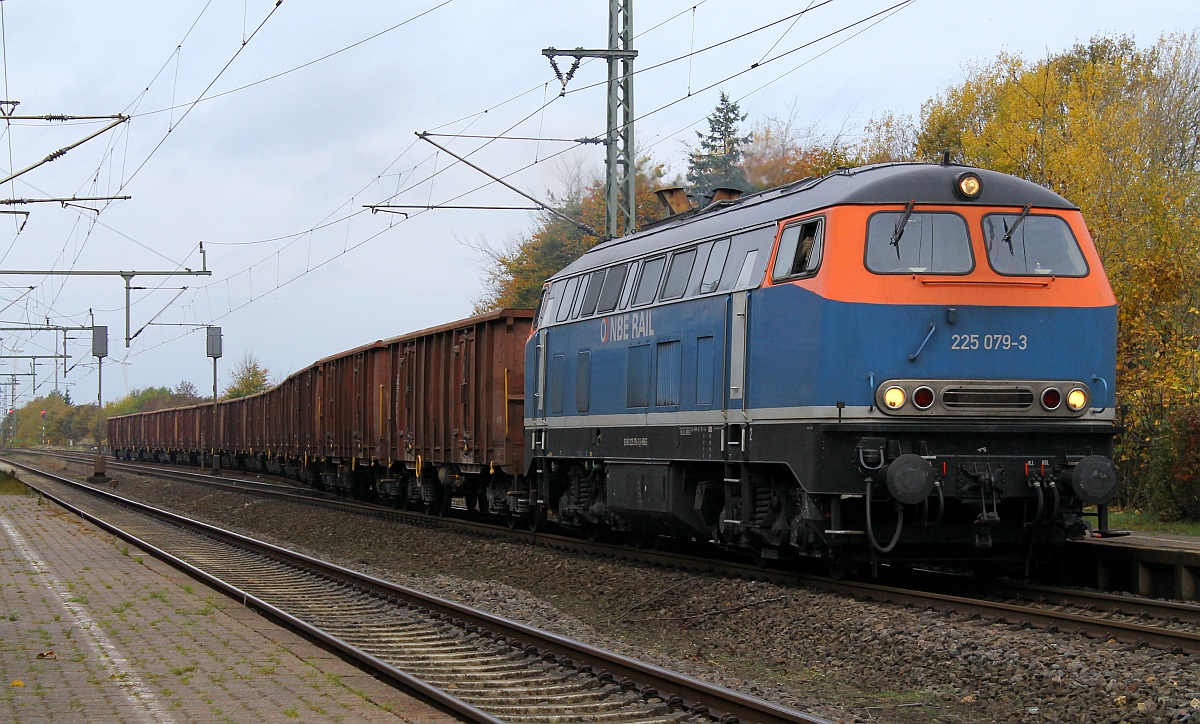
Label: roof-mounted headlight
xmin=955 ymin=172 xmax=982 ymax=200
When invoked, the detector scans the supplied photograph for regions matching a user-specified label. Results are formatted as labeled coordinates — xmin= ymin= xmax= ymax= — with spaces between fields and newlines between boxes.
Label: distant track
xmin=22 ymin=450 xmax=1200 ymax=656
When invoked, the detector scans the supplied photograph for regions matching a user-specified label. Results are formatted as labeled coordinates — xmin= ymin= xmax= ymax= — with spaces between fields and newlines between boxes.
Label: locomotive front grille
xmin=941 ymin=386 xmax=1034 ymax=410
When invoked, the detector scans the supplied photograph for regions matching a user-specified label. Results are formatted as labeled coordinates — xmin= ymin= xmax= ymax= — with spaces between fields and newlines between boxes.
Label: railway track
xmin=21 ymin=450 xmax=1200 ymax=657
xmin=1 ymin=454 xmax=825 ymax=724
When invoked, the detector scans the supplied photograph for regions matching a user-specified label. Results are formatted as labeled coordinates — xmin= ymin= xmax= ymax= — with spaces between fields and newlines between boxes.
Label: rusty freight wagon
xmin=108 ymin=309 xmax=533 ymax=515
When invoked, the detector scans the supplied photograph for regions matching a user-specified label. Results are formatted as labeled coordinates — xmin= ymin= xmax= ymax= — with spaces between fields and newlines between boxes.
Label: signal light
xmin=912 ymin=386 xmax=935 ymax=410
xmin=883 ymin=386 xmax=906 ymax=410
xmin=1066 ymin=388 xmax=1088 ymax=411
xmin=1041 ymin=387 xmax=1062 ymax=410
xmin=955 ymin=172 xmax=982 ymax=199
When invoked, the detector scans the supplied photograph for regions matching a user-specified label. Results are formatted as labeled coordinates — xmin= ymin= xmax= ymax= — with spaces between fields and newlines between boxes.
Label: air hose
xmin=865 ymin=481 xmax=903 ymax=553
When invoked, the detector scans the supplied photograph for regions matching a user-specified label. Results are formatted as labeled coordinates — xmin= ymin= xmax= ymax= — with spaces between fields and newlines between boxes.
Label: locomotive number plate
xmin=950 ymin=333 xmax=1028 ymax=351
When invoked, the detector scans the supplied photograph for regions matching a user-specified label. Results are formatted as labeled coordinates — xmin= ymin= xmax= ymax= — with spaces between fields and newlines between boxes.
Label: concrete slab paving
xmin=0 ymin=487 xmax=457 ymax=723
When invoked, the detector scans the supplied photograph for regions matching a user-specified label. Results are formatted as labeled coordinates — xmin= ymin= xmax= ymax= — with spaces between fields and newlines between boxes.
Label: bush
xmin=1132 ymin=404 xmax=1200 ymax=522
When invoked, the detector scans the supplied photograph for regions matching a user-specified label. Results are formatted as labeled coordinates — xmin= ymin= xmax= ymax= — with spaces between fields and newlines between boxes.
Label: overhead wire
xmin=0 ymin=0 xmax=220 ymax=372
xmin=118 ymin=0 xmax=286 ymax=191
xmin=124 ymin=1 xmax=913 ymax=369
xmin=141 ymin=2 xmax=864 ymax=323
xmin=128 ymin=0 xmax=459 ymax=124
xmin=175 ymin=0 xmax=714 ymax=255
xmin=636 ymin=0 xmax=917 ymax=148
xmin=10 ymin=0 xmax=281 ymax=370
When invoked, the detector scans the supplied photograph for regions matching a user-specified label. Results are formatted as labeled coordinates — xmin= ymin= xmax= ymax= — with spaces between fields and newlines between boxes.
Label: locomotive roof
xmin=550 ymin=162 xmax=1077 ymax=280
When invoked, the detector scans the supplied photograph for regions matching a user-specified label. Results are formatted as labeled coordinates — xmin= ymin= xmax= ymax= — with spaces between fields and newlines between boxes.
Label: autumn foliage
xmin=905 ymin=33 xmax=1200 ymax=519
xmin=476 ymin=34 xmax=1200 ymax=519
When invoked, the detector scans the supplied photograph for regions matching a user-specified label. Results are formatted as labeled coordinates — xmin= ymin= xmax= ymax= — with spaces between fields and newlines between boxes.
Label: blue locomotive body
xmin=523 ymin=162 xmax=1119 ymax=570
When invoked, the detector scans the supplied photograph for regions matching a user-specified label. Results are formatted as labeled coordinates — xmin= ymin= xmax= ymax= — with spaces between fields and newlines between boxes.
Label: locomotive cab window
xmin=732 ymin=250 xmax=759 ymax=288
xmin=533 ymin=285 xmax=551 ymax=329
xmin=697 ymin=238 xmax=730 ymax=294
xmin=618 ymin=260 xmax=640 ymax=310
xmin=772 ymin=218 xmax=824 ymax=282
xmin=555 ymin=276 xmax=579 ymax=323
xmin=983 ymin=212 xmax=1088 ymax=277
xmin=866 ymin=210 xmax=972 ymax=274
xmin=569 ymin=274 xmax=594 ymax=319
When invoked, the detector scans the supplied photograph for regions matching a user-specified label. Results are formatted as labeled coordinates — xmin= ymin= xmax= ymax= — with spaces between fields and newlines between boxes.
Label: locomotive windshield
xmin=983 ymin=213 xmax=1088 ymax=277
xmin=866 ymin=211 xmax=973 ymax=274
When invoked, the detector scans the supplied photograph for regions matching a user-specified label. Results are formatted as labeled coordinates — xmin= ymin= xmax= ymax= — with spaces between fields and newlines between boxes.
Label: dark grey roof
xmin=551 ymin=163 xmax=1075 ymax=280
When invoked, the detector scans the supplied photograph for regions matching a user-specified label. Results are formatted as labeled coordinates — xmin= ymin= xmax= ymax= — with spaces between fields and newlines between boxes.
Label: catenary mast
xmin=543 ymin=0 xmax=636 ymax=240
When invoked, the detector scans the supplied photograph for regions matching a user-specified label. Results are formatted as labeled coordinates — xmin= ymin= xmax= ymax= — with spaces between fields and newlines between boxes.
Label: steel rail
xmin=31 ymin=450 xmax=1200 ymax=655
xmin=3 ymin=455 xmax=829 ymax=724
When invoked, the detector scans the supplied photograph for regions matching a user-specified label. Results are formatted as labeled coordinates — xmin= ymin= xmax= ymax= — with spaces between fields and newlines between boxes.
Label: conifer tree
xmin=686 ymin=91 xmax=752 ymax=200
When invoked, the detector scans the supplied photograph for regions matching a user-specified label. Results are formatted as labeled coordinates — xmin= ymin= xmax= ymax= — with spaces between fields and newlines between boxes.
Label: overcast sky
xmin=0 ymin=0 xmax=1194 ymax=405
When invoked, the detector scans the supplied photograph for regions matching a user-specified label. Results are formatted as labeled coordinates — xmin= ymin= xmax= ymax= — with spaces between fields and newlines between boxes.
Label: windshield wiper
xmin=890 ymin=200 xmax=915 ymax=258
xmin=1001 ymin=204 xmax=1032 ymax=254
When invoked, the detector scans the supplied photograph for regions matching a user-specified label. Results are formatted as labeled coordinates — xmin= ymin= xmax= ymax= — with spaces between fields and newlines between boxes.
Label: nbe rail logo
xmin=600 ymin=310 xmax=654 ymax=343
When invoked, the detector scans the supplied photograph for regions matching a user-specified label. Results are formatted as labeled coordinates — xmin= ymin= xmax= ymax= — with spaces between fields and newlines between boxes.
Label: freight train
xmin=109 ymin=160 xmax=1121 ymax=574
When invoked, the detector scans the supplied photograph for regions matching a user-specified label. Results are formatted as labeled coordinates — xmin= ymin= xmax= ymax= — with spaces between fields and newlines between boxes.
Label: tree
xmin=686 ymin=91 xmax=752 ymax=200
xmin=174 ymin=380 xmax=200 ymax=399
xmin=903 ymin=33 xmax=1200 ymax=518
xmin=224 ymin=353 xmax=271 ymax=399
xmin=472 ymin=156 xmax=668 ymax=312
xmin=742 ymin=108 xmax=857 ymax=189
xmin=854 ymin=111 xmax=919 ymax=164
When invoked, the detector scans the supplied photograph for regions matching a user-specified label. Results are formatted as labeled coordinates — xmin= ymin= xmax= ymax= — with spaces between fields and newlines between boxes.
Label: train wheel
xmin=826 ymin=551 xmax=858 ymax=580
xmin=527 ymin=506 xmax=545 ymax=533
xmin=630 ymin=530 xmax=655 ymax=549
xmin=506 ymin=511 xmax=522 ymax=529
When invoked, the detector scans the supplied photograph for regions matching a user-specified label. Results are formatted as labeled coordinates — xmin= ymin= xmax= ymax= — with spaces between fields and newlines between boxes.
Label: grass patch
xmin=1106 ymin=509 xmax=1200 ymax=536
xmin=35 ymin=457 xmax=66 ymax=473
xmin=0 ymin=472 xmax=27 ymax=496
xmin=111 ymin=601 xmax=134 ymax=614
xmin=175 ymin=606 xmax=214 ymax=616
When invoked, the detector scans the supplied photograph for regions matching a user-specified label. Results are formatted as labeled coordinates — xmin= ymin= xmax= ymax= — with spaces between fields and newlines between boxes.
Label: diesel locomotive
xmin=109 ymin=160 xmax=1120 ymax=573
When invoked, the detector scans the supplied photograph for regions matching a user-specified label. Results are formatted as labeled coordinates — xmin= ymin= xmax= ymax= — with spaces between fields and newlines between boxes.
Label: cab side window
xmin=555 ymin=276 xmax=579 ymax=322
xmin=772 ymin=218 xmax=823 ymax=282
xmin=697 ymin=238 xmax=730 ymax=294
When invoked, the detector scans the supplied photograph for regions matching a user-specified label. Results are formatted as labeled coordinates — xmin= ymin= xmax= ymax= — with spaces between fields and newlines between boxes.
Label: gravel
xmin=43 ymin=457 xmax=1200 ymax=723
